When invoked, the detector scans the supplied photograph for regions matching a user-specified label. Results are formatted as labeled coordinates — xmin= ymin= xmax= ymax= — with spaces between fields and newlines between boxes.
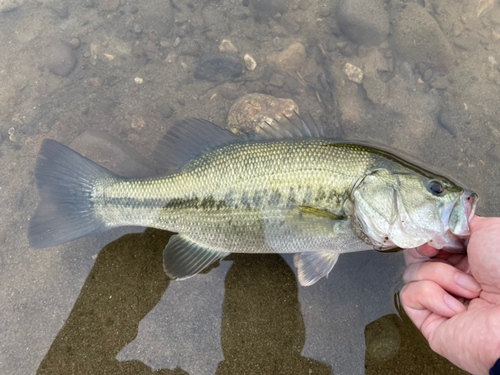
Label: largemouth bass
xmin=29 ymin=115 xmax=477 ymax=286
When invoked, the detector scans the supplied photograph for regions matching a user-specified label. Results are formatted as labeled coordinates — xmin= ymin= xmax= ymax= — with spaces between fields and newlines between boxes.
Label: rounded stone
xmin=337 ymin=0 xmax=389 ymax=46
xmin=227 ymin=93 xmax=299 ymax=135
xmin=45 ymin=38 xmax=77 ymax=77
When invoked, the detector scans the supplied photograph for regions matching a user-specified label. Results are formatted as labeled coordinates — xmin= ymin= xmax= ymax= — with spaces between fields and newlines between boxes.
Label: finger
xmin=404 ymin=248 xmax=431 ymax=265
xmin=400 ymin=281 xmax=466 ymax=325
xmin=416 ymin=244 xmax=440 ymax=257
xmin=403 ymin=261 xmax=481 ymax=299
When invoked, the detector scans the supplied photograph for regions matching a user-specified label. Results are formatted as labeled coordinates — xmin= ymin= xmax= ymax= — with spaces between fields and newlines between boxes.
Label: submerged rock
xmin=343 ymin=63 xmax=363 ymax=84
xmin=45 ymin=38 xmax=77 ymax=77
xmin=194 ymin=53 xmax=243 ymax=81
xmin=391 ymin=4 xmax=454 ymax=73
xmin=266 ymin=43 xmax=306 ymax=73
xmin=0 ymin=0 xmax=22 ymax=13
xmin=227 ymin=93 xmax=299 ymax=135
xmin=70 ymin=129 xmax=157 ymax=177
xmin=337 ymin=0 xmax=389 ymax=46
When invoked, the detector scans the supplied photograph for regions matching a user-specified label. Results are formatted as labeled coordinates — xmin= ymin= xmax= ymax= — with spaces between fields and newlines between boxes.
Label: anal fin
xmin=293 ymin=252 xmax=340 ymax=286
xmin=163 ymin=234 xmax=230 ymax=280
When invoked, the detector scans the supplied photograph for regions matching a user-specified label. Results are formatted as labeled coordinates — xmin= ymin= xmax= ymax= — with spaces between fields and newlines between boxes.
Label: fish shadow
xmin=37 ymin=229 xmax=330 ymax=374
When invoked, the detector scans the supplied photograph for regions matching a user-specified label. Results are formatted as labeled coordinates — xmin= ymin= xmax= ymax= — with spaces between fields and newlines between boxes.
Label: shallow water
xmin=1 ymin=0 xmax=498 ymax=374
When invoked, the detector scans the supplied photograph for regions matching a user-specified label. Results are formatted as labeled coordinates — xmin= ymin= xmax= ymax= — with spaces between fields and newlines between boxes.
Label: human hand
xmin=400 ymin=216 xmax=500 ymax=375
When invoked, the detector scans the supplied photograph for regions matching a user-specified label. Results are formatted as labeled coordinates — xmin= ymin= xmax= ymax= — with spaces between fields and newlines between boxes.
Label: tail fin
xmin=28 ymin=139 xmax=115 ymax=249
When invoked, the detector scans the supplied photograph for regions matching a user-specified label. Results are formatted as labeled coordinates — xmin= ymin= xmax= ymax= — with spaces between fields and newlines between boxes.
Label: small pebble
xmin=431 ymin=76 xmax=450 ymax=89
xmin=453 ymin=21 xmax=463 ymax=37
xmin=244 ymin=54 xmax=257 ymax=70
xmin=165 ymin=52 xmax=177 ymax=63
xmin=269 ymin=73 xmax=284 ymax=86
xmin=134 ymin=24 xmax=143 ymax=33
xmin=219 ymin=39 xmax=238 ymax=53
xmin=343 ymin=63 xmax=363 ymax=83
xmin=134 ymin=77 xmax=144 ymax=84
xmin=90 ymin=77 xmax=101 ymax=87
xmin=173 ymin=37 xmax=181 ymax=47
xmin=70 ymin=38 xmax=80 ymax=48
xmin=273 ymin=37 xmax=283 ymax=50
xmin=423 ymin=68 xmax=433 ymax=82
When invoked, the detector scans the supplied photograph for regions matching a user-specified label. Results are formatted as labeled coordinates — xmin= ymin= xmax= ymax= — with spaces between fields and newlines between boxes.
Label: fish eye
xmin=427 ymin=180 xmax=445 ymax=196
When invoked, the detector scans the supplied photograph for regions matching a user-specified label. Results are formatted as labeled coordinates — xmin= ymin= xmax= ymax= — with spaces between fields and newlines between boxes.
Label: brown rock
xmin=227 ymin=93 xmax=299 ymax=135
xmin=266 ymin=43 xmax=306 ymax=73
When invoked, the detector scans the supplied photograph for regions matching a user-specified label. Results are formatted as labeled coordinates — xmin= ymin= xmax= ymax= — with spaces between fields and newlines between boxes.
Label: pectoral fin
xmin=293 ymin=251 xmax=340 ymax=286
xmin=163 ymin=234 xmax=230 ymax=280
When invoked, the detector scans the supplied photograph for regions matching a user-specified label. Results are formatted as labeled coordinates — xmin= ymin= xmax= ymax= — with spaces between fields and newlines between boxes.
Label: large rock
xmin=337 ymin=0 xmax=389 ymax=46
xmin=391 ymin=4 xmax=454 ymax=73
xmin=227 ymin=93 xmax=299 ymax=135
xmin=70 ymin=129 xmax=157 ymax=177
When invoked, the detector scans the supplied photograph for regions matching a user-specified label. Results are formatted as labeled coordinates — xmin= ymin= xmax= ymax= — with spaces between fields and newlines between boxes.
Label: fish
xmin=28 ymin=114 xmax=477 ymax=286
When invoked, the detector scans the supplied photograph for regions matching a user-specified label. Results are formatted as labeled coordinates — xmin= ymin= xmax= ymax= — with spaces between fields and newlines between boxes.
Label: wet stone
xmin=133 ymin=24 xmax=142 ymax=34
xmin=337 ymin=0 xmax=389 ymax=46
xmin=423 ymin=68 xmax=433 ymax=82
xmin=453 ymin=21 xmax=464 ymax=37
xmin=492 ymin=8 xmax=500 ymax=25
xmin=266 ymin=43 xmax=306 ymax=73
xmin=269 ymin=73 xmax=284 ymax=87
xmin=70 ymin=38 xmax=80 ymax=48
xmin=219 ymin=40 xmax=238 ymax=54
xmin=227 ymin=93 xmax=299 ymax=135
xmin=45 ymin=38 xmax=77 ymax=77
xmin=98 ymin=0 xmax=119 ymax=11
xmin=454 ymin=35 xmax=480 ymax=51
xmin=194 ymin=53 xmax=243 ymax=82
xmin=249 ymin=0 xmax=287 ymax=19
xmin=391 ymin=4 xmax=454 ymax=73
xmin=70 ymin=129 xmax=157 ymax=177
xmin=244 ymin=54 xmax=257 ymax=71
xmin=0 ymin=0 xmax=22 ymax=13
xmin=343 ymin=63 xmax=363 ymax=84
xmin=431 ymin=76 xmax=450 ymax=90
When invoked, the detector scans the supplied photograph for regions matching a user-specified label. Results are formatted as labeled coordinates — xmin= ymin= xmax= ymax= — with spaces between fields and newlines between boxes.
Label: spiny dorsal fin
xmin=253 ymin=112 xmax=324 ymax=140
xmin=293 ymin=252 xmax=340 ymax=286
xmin=154 ymin=118 xmax=240 ymax=169
xmin=163 ymin=234 xmax=230 ymax=280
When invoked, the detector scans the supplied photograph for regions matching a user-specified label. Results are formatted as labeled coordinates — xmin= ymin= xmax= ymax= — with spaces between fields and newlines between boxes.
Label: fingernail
xmin=455 ymin=272 xmax=481 ymax=292
xmin=444 ymin=294 xmax=465 ymax=313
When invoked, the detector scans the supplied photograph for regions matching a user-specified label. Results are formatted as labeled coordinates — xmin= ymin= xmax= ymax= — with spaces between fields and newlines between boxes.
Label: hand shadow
xmin=37 ymin=230 xmax=331 ymax=375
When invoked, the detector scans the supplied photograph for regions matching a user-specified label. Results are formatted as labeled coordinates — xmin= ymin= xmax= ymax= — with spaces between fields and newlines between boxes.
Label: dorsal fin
xmin=154 ymin=118 xmax=240 ymax=169
xmin=252 ymin=112 xmax=324 ymax=140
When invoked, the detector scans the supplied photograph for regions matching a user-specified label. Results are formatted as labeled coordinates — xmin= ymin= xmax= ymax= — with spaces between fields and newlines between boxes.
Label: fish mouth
xmin=463 ymin=190 xmax=478 ymax=223
xmin=426 ymin=190 xmax=478 ymax=252
xmin=450 ymin=189 xmax=477 ymax=237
